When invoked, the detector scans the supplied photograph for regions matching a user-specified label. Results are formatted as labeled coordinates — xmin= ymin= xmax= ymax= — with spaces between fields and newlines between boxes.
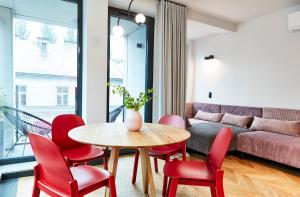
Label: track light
xmin=112 ymin=0 xmax=146 ymax=37
xmin=135 ymin=13 xmax=146 ymax=24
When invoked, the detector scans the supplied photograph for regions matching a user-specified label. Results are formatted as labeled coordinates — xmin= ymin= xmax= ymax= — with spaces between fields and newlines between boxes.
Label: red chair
xmin=29 ymin=132 xmax=117 ymax=197
xmin=163 ymin=127 xmax=233 ymax=197
xmin=52 ymin=114 xmax=107 ymax=169
xmin=132 ymin=114 xmax=187 ymax=193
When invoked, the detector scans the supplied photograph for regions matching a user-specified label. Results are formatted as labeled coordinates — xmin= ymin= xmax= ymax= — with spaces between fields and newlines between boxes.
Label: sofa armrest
xmin=186 ymin=103 xmax=193 ymax=119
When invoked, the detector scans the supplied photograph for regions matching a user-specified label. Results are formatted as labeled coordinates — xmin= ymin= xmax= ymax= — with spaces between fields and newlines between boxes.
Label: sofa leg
xmin=239 ymin=152 xmax=245 ymax=159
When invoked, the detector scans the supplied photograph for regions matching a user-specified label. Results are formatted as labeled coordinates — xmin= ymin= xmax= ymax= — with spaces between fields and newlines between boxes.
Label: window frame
xmin=0 ymin=0 xmax=83 ymax=166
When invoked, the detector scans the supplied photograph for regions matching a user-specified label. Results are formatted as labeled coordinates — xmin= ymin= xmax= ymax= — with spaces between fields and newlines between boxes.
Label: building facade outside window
xmin=57 ymin=87 xmax=69 ymax=106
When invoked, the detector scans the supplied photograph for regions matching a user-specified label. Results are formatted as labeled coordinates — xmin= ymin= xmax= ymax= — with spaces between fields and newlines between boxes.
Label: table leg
xmin=105 ymin=147 xmax=120 ymax=197
xmin=139 ymin=148 xmax=156 ymax=197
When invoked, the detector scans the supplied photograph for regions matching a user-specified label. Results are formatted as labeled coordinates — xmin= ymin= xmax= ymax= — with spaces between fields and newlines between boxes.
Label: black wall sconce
xmin=204 ymin=55 xmax=214 ymax=60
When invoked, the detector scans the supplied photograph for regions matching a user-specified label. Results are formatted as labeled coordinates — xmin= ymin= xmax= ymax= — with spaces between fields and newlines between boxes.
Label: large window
xmin=0 ymin=0 xmax=81 ymax=166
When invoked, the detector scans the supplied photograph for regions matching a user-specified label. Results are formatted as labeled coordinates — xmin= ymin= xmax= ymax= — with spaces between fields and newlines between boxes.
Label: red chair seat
xmin=163 ymin=128 xmax=233 ymax=197
xmin=150 ymin=144 xmax=183 ymax=156
xmin=62 ymin=145 xmax=105 ymax=163
xmin=70 ymin=165 xmax=110 ymax=192
xmin=164 ymin=160 xmax=215 ymax=181
xmin=29 ymin=133 xmax=116 ymax=197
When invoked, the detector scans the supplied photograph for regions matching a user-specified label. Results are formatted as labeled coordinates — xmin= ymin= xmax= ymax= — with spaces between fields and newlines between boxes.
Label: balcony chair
xmin=109 ymin=105 xmax=124 ymax=122
xmin=0 ymin=106 xmax=51 ymax=157
xmin=163 ymin=127 xmax=233 ymax=197
xmin=52 ymin=114 xmax=107 ymax=168
xmin=132 ymin=114 xmax=187 ymax=194
xmin=29 ymin=132 xmax=117 ymax=197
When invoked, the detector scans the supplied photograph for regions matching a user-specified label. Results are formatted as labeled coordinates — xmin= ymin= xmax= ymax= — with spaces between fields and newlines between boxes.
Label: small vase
xmin=126 ymin=109 xmax=142 ymax=131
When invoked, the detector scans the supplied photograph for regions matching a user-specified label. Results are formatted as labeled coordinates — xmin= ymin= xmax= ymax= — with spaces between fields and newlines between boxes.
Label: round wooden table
xmin=69 ymin=122 xmax=191 ymax=197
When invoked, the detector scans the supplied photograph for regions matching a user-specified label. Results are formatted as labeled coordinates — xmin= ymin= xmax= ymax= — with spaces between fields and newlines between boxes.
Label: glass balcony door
xmin=107 ymin=7 xmax=154 ymax=123
xmin=0 ymin=0 xmax=81 ymax=165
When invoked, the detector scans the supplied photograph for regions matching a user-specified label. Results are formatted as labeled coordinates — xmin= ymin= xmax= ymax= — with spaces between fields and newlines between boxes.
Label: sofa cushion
xmin=250 ymin=117 xmax=300 ymax=136
xmin=192 ymin=103 xmax=221 ymax=117
xmin=263 ymin=107 xmax=300 ymax=121
xmin=220 ymin=113 xmax=252 ymax=128
xmin=194 ymin=110 xmax=224 ymax=123
xmin=221 ymin=105 xmax=262 ymax=117
xmin=188 ymin=118 xmax=210 ymax=125
xmin=187 ymin=122 xmax=250 ymax=154
xmin=237 ymin=131 xmax=300 ymax=168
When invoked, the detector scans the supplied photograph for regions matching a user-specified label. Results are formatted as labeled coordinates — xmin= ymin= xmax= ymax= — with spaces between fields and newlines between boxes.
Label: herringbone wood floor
xmin=17 ymin=154 xmax=300 ymax=197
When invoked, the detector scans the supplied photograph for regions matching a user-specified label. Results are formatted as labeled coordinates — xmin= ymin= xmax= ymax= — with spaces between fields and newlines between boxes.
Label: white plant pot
xmin=126 ymin=109 xmax=142 ymax=131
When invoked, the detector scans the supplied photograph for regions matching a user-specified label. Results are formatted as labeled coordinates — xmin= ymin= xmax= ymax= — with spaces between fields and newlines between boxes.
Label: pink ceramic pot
xmin=126 ymin=109 xmax=142 ymax=131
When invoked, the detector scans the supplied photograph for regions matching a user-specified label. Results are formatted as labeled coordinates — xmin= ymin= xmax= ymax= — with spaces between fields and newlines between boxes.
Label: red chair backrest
xmin=208 ymin=127 xmax=233 ymax=173
xmin=159 ymin=114 xmax=185 ymax=129
xmin=29 ymin=132 xmax=74 ymax=195
xmin=52 ymin=114 xmax=85 ymax=150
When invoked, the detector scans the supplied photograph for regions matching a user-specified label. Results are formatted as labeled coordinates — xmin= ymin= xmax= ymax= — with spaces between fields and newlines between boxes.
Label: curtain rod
xmin=158 ymin=0 xmax=186 ymax=7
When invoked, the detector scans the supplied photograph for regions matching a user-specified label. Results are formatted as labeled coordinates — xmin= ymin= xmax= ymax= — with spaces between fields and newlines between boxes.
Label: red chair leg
xmin=216 ymin=170 xmax=225 ymax=197
xmin=109 ymin=176 xmax=117 ymax=197
xmin=162 ymin=175 xmax=168 ymax=196
xmin=163 ymin=153 xmax=171 ymax=196
xmin=32 ymin=165 xmax=40 ymax=197
xmin=182 ymin=142 xmax=187 ymax=161
xmin=132 ymin=149 xmax=139 ymax=184
xmin=154 ymin=157 xmax=158 ymax=173
xmin=166 ymin=177 xmax=172 ymax=197
xmin=167 ymin=178 xmax=179 ymax=197
xmin=103 ymin=150 xmax=108 ymax=170
xmin=32 ymin=179 xmax=40 ymax=197
xmin=210 ymin=186 xmax=217 ymax=197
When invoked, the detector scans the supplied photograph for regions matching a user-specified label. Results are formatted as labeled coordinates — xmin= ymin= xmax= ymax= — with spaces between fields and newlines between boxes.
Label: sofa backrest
xmin=221 ymin=105 xmax=263 ymax=117
xmin=191 ymin=102 xmax=221 ymax=117
xmin=190 ymin=102 xmax=263 ymax=118
xmin=263 ymin=107 xmax=300 ymax=121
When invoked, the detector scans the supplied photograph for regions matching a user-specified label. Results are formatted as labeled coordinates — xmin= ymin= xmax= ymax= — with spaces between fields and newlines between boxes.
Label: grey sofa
xmin=186 ymin=102 xmax=262 ymax=154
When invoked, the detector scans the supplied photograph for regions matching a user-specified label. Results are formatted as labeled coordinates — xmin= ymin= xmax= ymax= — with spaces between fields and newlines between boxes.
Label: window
xmin=57 ymin=87 xmax=69 ymax=106
xmin=16 ymin=85 xmax=27 ymax=106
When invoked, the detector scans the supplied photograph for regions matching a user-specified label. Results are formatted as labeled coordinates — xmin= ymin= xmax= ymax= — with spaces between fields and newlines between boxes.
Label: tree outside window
xmin=40 ymin=24 xmax=57 ymax=44
xmin=15 ymin=21 xmax=30 ymax=40
xmin=37 ymin=24 xmax=57 ymax=57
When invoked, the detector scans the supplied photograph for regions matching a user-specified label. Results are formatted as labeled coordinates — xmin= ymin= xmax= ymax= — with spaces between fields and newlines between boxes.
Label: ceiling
xmin=109 ymin=0 xmax=300 ymax=40
xmin=109 ymin=0 xmax=300 ymax=23
xmin=1 ymin=0 xmax=299 ymax=40
xmin=177 ymin=0 xmax=300 ymax=23
xmin=186 ymin=19 xmax=229 ymax=40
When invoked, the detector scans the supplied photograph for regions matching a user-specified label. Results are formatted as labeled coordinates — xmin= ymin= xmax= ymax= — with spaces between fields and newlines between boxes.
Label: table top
xmin=69 ymin=123 xmax=191 ymax=148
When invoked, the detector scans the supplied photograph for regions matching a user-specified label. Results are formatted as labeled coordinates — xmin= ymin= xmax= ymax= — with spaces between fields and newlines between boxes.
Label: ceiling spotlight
xmin=135 ymin=13 xmax=146 ymax=24
xmin=112 ymin=25 xmax=124 ymax=37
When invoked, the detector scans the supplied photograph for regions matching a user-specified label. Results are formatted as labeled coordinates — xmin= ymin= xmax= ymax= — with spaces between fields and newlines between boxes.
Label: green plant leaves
xmin=108 ymin=84 xmax=155 ymax=111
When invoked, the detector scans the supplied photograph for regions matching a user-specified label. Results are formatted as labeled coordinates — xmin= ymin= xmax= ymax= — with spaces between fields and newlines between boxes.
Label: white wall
xmin=186 ymin=41 xmax=195 ymax=102
xmin=0 ymin=7 xmax=13 ymax=106
xmin=191 ymin=4 xmax=300 ymax=109
xmin=82 ymin=0 xmax=108 ymax=123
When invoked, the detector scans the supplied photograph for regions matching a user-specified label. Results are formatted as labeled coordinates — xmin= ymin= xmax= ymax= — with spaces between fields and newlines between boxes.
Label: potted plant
xmin=109 ymin=84 xmax=155 ymax=131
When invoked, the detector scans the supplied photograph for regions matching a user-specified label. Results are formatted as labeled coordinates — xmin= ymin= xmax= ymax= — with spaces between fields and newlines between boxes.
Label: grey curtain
xmin=153 ymin=0 xmax=187 ymax=120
